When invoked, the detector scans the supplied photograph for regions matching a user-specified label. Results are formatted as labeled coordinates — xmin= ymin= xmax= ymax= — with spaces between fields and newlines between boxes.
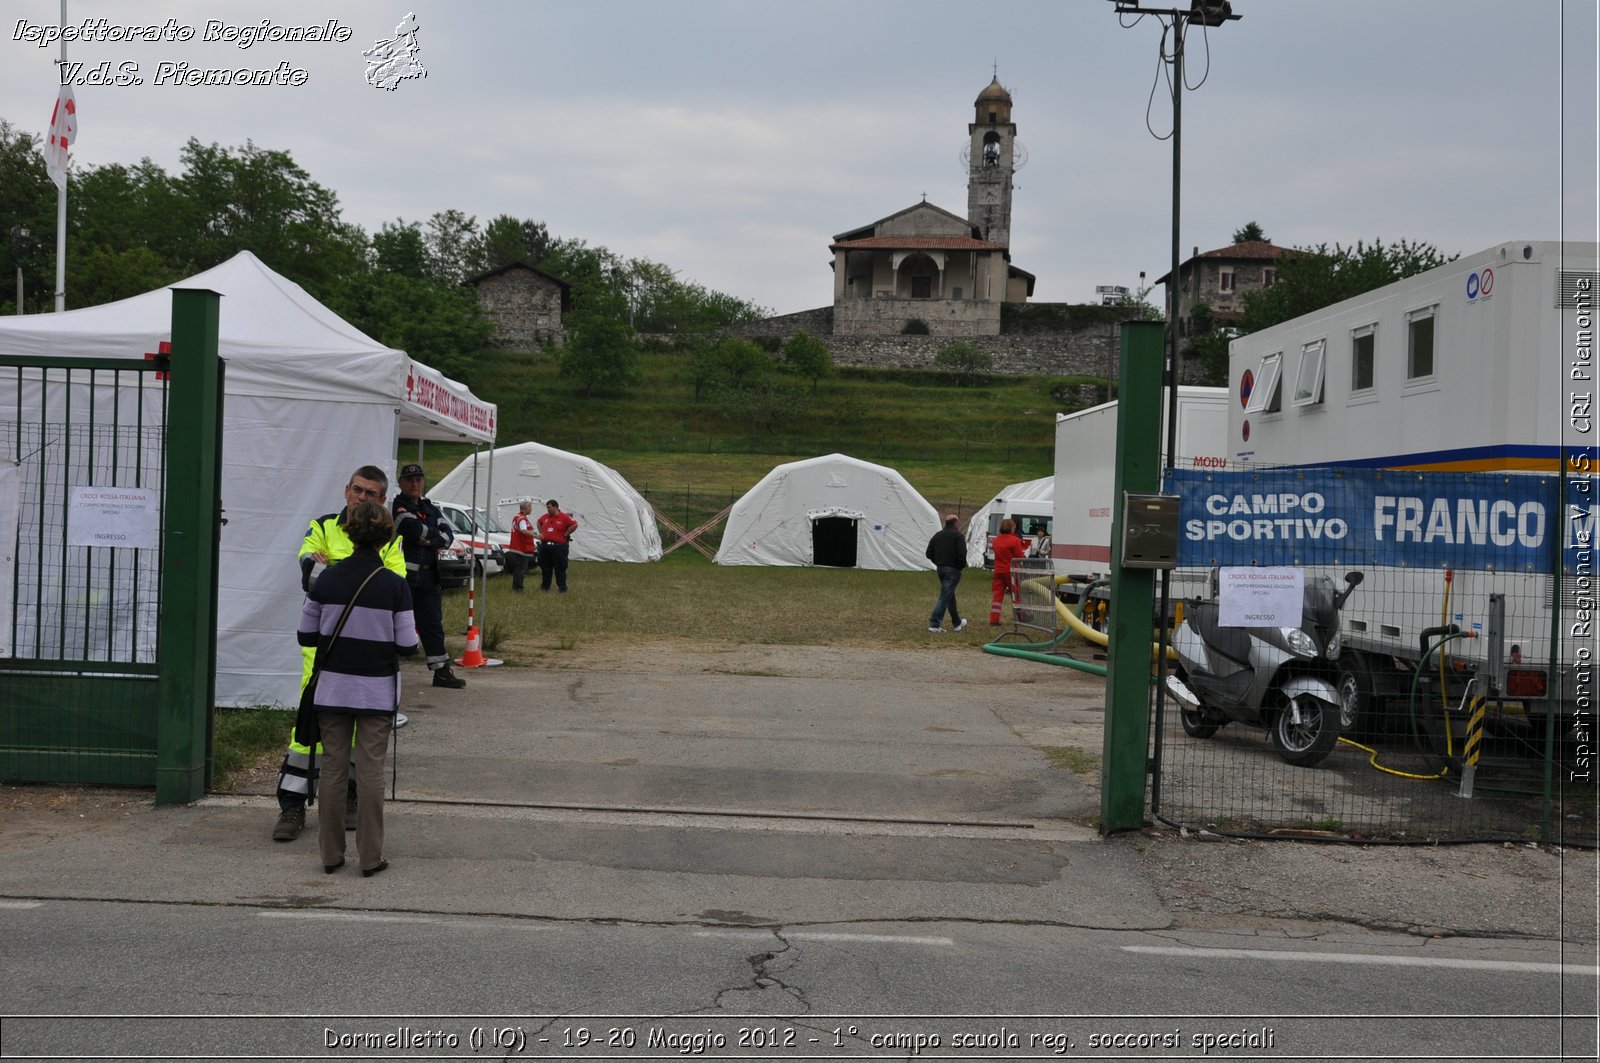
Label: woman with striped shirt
xmin=297 ymin=501 xmax=419 ymax=877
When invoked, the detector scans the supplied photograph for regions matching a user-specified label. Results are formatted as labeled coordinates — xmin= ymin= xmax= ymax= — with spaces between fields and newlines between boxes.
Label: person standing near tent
xmin=298 ymin=501 xmax=418 ymax=878
xmin=924 ymin=513 xmax=969 ymax=633
xmin=989 ymin=517 xmax=1026 ymax=626
xmin=274 ymin=465 xmax=407 ymax=843
xmin=506 ymin=499 xmax=537 ymax=592
xmin=392 ymin=463 xmax=467 ymax=689
xmin=536 ymin=499 xmax=578 ymax=593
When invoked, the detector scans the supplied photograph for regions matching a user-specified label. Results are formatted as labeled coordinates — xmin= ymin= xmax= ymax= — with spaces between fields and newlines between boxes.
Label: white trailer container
xmin=1052 ymin=387 xmax=1228 ymax=578
xmin=1216 ymin=239 xmax=1597 ymax=730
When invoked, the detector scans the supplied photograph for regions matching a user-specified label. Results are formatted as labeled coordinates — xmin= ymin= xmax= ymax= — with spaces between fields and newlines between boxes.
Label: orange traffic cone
xmin=456 ymin=625 xmax=487 ymax=668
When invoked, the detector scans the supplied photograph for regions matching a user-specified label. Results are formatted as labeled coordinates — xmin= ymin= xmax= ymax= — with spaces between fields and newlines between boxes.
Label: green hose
xmin=983 ymin=641 xmax=1108 ymax=675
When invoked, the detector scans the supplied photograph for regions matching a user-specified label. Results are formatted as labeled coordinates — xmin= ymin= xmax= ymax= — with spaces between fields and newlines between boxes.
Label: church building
xmin=828 ymin=77 xmax=1035 ymax=338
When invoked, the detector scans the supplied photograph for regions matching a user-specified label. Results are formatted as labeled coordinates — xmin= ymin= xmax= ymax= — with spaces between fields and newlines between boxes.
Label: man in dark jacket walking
xmin=925 ymin=513 xmax=969 ymax=633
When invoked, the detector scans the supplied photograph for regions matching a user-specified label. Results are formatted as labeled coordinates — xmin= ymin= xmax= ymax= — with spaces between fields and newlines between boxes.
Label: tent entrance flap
xmin=811 ymin=515 xmax=859 ymax=568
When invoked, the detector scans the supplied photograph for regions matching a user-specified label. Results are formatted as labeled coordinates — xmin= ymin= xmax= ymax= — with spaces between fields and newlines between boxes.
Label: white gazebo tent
xmin=431 ymin=441 xmax=662 ymax=563
xmin=714 ymin=453 xmax=939 ymax=570
xmin=0 ymin=251 xmax=496 ymax=707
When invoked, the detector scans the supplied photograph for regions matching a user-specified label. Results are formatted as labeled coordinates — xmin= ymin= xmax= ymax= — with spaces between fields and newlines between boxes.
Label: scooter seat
xmin=1187 ymin=601 xmax=1255 ymax=665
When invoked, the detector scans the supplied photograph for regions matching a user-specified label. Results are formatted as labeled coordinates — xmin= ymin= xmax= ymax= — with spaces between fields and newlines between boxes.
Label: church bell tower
xmin=967 ymin=76 xmax=1016 ymax=247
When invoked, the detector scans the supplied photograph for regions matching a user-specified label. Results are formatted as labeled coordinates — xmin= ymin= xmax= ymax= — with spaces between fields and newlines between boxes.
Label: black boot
xmin=432 ymin=664 xmax=466 ymax=689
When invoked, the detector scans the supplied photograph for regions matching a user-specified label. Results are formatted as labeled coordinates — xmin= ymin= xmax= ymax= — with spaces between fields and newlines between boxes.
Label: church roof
xmin=834 ymin=201 xmax=975 ymax=243
xmin=976 ymin=77 xmax=1012 ymax=104
xmin=829 ymin=235 xmax=1008 ymax=253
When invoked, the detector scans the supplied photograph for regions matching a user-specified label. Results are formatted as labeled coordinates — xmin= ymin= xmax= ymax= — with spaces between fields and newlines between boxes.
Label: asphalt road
xmin=1 ymin=643 xmax=1595 ymax=1060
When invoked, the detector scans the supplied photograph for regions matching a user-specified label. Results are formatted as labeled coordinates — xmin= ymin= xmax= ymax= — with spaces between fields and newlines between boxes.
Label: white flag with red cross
xmin=45 ymin=85 xmax=77 ymax=191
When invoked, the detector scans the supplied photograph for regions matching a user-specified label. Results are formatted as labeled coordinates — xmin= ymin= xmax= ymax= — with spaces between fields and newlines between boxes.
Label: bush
xmin=933 ymin=341 xmax=993 ymax=386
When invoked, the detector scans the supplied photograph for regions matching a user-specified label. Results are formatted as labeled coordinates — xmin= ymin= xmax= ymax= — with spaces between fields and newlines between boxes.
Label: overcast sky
xmin=2 ymin=0 xmax=1595 ymax=315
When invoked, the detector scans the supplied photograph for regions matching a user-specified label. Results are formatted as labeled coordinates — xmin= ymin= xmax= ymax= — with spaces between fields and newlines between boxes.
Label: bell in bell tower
xmin=967 ymin=76 xmax=1016 ymax=246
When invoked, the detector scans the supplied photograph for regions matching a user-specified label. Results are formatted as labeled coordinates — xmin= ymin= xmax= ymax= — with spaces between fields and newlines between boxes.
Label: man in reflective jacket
xmin=274 ymin=465 xmax=407 ymax=842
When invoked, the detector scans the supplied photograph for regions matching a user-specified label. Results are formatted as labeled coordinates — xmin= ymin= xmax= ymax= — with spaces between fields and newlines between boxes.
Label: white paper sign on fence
xmin=67 ymin=485 xmax=160 ymax=550
xmin=1218 ymin=566 xmax=1303 ymax=628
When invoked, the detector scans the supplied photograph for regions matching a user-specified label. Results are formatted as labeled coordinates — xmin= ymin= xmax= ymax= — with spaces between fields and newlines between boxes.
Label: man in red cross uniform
xmin=535 ymin=499 xmax=578 ymax=593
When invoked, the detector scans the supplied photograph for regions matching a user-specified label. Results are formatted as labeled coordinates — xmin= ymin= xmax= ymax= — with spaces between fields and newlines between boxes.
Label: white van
xmin=436 ymin=500 xmax=508 ymax=578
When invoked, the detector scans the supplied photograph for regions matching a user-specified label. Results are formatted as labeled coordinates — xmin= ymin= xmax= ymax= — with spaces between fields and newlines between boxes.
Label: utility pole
xmin=1102 ymin=0 xmax=1241 ymax=831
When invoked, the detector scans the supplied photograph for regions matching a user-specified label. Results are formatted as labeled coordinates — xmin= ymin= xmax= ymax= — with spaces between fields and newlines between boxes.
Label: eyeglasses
xmin=348 ymin=484 xmax=384 ymax=500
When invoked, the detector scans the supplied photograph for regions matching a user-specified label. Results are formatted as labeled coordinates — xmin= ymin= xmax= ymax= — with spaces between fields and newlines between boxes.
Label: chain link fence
xmin=1150 ymin=462 xmax=1594 ymax=845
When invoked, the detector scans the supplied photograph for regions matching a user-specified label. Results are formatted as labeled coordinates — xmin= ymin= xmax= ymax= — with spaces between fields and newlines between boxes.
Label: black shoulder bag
xmin=295 ymin=566 xmax=384 ymax=805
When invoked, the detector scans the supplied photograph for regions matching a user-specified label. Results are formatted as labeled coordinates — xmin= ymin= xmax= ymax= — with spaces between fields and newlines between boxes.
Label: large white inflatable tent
xmin=714 ymin=453 xmax=939 ymax=570
xmin=0 ymin=251 xmax=495 ymax=708
xmin=431 ymin=441 xmax=662 ymax=563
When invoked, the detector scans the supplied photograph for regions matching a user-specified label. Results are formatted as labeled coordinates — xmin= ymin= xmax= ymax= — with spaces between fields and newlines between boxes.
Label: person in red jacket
xmin=535 ymin=499 xmax=579 ymax=592
xmin=989 ymin=517 xmax=1026 ymax=626
xmin=506 ymin=499 xmax=538 ymax=592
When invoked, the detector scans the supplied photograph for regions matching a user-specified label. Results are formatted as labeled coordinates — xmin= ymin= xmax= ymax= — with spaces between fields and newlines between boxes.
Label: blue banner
xmin=1164 ymin=467 xmax=1585 ymax=572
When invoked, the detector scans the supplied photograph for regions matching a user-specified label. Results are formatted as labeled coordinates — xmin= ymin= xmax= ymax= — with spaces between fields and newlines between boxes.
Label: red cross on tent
xmin=143 ymin=340 xmax=171 ymax=381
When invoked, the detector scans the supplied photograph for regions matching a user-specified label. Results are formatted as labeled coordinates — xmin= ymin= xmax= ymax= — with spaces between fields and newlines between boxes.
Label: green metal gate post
xmin=1100 ymin=320 xmax=1164 ymax=832
xmin=155 ymin=288 xmax=223 ymax=805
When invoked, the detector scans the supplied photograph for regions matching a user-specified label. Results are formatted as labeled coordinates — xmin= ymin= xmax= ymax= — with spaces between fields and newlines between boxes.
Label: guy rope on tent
xmin=654 ymin=505 xmax=731 ymax=560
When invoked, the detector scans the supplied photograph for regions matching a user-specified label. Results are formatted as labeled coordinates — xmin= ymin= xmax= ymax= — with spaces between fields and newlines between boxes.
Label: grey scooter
xmin=1166 ymin=571 xmax=1363 ymax=767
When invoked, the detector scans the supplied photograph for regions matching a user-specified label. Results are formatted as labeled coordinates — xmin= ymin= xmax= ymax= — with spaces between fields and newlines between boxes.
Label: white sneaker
xmin=928 ymin=625 xmax=943 ymax=633
xmin=954 ymin=619 xmax=969 ymax=632
xmin=394 ymin=713 xmax=409 ymax=729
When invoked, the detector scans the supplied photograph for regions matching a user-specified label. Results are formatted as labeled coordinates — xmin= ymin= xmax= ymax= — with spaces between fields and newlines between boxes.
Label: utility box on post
xmin=1120 ymin=493 xmax=1180 ymax=570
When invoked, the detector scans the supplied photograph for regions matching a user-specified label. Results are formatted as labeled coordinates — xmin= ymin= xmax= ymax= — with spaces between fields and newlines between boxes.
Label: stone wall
xmin=475 ymin=270 xmax=567 ymax=353
xmin=701 ymin=303 xmax=1209 ymax=384
xmin=832 ymin=296 xmax=1001 ymax=337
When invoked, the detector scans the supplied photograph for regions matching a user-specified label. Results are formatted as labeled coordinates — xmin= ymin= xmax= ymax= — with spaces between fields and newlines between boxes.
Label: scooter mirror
xmin=1344 ymin=572 xmax=1364 ymax=586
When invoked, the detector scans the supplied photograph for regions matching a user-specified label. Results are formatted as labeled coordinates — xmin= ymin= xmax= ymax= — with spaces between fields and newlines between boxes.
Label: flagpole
xmin=53 ymin=0 xmax=66 ymax=312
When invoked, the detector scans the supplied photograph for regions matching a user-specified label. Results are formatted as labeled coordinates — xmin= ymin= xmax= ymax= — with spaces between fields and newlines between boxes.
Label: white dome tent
xmin=714 ymin=453 xmax=939 ymax=570
xmin=431 ymin=441 xmax=661 ymax=563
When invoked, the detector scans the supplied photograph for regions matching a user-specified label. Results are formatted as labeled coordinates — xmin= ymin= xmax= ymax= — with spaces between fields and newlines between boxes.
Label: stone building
xmin=1155 ymin=240 xmax=1291 ymax=339
xmin=469 ymin=262 xmax=573 ymax=353
xmin=828 ymin=77 xmax=1035 ymax=339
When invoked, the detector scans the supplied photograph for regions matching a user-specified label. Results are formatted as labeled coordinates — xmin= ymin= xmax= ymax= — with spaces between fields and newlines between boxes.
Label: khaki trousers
xmin=316 ymin=712 xmax=394 ymax=873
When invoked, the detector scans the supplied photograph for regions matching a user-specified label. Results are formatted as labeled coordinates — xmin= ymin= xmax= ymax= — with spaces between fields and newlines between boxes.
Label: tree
xmin=1240 ymin=238 xmax=1454 ymax=335
xmin=559 ymin=290 xmax=639 ymax=397
xmin=783 ymin=331 xmax=833 ymax=392
xmin=934 ymin=341 xmax=993 ymax=386
xmin=0 ymin=119 xmax=66 ymax=311
xmin=687 ymin=337 xmax=770 ymax=400
xmin=468 ymin=214 xmax=552 ymax=275
xmin=371 ymin=219 xmax=431 ymax=279
xmin=425 ymin=208 xmax=479 ymax=284
xmin=1232 ymin=221 xmax=1269 ymax=245
xmin=170 ymin=138 xmax=365 ymax=297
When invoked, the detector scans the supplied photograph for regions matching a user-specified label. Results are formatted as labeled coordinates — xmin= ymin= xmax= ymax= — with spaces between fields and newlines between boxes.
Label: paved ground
xmin=1 ymin=641 xmax=1595 ymax=950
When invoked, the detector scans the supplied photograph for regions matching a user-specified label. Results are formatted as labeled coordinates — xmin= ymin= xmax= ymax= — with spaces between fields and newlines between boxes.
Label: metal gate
xmin=1 ymin=289 xmax=224 ymax=802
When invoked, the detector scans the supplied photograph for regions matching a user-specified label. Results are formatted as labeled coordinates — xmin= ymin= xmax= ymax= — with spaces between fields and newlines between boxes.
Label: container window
xmin=1350 ymin=325 xmax=1376 ymax=392
xmin=1244 ymin=352 xmax=1282 ymax=414
xmin=1293 ymin=340 xmax=1326 ymax=406
xmin=1406 ymin=305 xmax=1437 ymax=380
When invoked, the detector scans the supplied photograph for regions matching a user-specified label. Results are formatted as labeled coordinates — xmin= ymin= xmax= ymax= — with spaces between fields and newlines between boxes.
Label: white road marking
xmin=259 ymin=910 xmax=447 ymax=925
xmin=0 ymin=900 xmax=44 ymax=909
xmin=1124 ymin=944 xmax=1597 ymax=977
xmin=696 ymin=929 xmax=954 ymax=946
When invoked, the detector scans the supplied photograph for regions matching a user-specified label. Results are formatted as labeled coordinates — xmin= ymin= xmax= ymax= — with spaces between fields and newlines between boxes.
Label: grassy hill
xmin=418 ymin=347 xmax=1100 ymax=538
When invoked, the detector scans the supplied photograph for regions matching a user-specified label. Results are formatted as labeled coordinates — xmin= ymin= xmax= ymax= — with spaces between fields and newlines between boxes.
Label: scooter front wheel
xmin=1179 ymin=704 xmax=1221 ymax=739
xmin=1271 ymin=694 xmax=1340 ymax=767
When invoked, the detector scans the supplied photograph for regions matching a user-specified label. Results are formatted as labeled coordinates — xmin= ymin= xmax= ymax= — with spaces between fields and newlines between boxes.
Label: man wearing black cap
xmin=392 ymin=463 xmax=467 ymax=689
